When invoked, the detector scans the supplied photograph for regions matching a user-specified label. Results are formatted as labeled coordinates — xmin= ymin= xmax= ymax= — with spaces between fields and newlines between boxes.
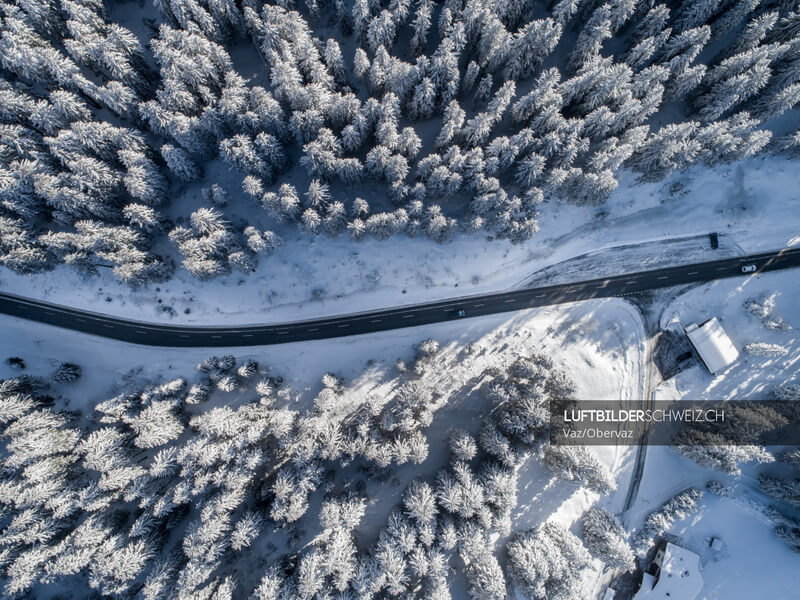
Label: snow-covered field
xmin=2 ymin=156 xmax=798 ymax=326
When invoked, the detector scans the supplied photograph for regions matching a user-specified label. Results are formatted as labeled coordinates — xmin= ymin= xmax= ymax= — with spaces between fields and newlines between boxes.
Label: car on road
xmin=450 ymin=309 xmax=466 ymax=318
xmin=741 ymin=264 xmax=757 ymax=273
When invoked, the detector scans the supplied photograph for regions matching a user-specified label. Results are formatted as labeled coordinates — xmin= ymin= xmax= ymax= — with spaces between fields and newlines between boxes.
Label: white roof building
xmin=634 ymin=543 xmax=703 ymax=600
xmin=684 ymin=317 xmax=739 ymax=375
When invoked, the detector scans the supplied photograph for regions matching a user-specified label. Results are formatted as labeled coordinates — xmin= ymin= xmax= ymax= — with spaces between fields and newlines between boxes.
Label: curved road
xmin=1 ymin=247 xmax=799 ymax=347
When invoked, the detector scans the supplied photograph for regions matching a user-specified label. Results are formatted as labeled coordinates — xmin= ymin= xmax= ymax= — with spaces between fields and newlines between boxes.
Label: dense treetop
xmin=1 ymin=0 xmax=799 ymax=284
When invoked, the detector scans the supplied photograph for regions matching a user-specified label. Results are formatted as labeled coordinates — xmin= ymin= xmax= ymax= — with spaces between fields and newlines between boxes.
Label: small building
xmin=684 ymin=317 xmax=739 ymax=375
xmin=710 ymin=537 xmax=723 ymax=551
xmin=633 ymin=542 xmax=703 ymax=600
xmin=649 ymin=544 xmax=666 ymax=575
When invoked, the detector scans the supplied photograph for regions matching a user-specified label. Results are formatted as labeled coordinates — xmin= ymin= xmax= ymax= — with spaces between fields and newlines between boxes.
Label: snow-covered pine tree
xmin=759 ymin=473 xmax=800 ymax=506
xmin=506 ymin=522 xmax=591 ymax=600
xmin=161 ymin=144 xmax=202 ymax=181
xmin=581 ymin=508 xmax=635 ymax=571
xmin=459 ymin=529 xmax=507 ymax=600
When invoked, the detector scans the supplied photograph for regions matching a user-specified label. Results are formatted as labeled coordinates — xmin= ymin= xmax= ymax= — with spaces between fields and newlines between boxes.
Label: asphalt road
xmin=1 ymin=247 xmax=799 ymax=347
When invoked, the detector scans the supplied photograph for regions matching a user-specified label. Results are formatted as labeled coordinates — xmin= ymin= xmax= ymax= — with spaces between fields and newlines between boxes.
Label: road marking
xmin=4 ymin=252 xmax=793 ymax=346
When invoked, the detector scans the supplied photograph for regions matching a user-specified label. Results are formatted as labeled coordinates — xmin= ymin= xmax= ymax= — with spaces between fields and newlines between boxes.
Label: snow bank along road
xmin=1 ymin=248 xmax=799 ymax=347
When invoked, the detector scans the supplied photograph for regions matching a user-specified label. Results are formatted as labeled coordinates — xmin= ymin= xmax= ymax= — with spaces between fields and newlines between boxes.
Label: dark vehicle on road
xmin=450 ymin=309 xmax=466 ymax=318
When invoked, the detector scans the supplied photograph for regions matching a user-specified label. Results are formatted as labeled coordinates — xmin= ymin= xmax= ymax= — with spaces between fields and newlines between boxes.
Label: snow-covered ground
xmin=659 ymin=268 xmax=799 ymax=400
xmin=623 ymin=268 xmax=800 ymax=599
xmin=2 ymin=156 xmax=798 ymax=325
xmin=0 ymin=296 xmax=643 ymax=411
xmin=630 ymin=446 xmax=800 ymax=600
xmin=0 ymin=297 xmax=645 ymax=597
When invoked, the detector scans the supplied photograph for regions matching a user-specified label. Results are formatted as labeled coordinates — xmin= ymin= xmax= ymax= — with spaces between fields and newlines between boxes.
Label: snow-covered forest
xmin=2 ymin=0 xmax=800 ymax=284
xmin=0 ymin=340 xmax=630 ymax=599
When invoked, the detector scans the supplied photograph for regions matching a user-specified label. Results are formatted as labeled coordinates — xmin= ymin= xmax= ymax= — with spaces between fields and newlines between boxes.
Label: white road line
xmin=76 ymin=318 xmax=86 ymax=323
xmin=307 ymin=328 xmax=318 ymax=332
xmin=277 ymin=331 xmax=288 ymax=335
xmin=716 ymin=267 xmax=727 ymax=271
xmin=242 ymin=334 xmax=253 ymax=338
xmin=104 ymin=324 xmax=114 ymax=329
xmin=136 ymin=330 xmax=146 ymax=334
xmin=337 ymin=324 xmax=349 ymax=328
xmin=657 ymin=276 xmax=669 ymax=280
xmin=687 ymin=271 xmax=698 ymax=275
xmin=626 ymin=280 xmax=637 ymax=284
xmin=473 ymin=303 xmax=485 ymax=307
xmin=403 ymin=314 xmax=415 ymax=318
xmin=370 ymin=319 xmax=382 ymax=323
xmin=179 ymin=334 xmax=189 ymax=338
xmin=504 ymin=299 xmax=516 ymax=303
xmin=44 ymin=311 xmax=54 ymax=316
xmin=536 ymin=294 xmax=546 ymax=298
